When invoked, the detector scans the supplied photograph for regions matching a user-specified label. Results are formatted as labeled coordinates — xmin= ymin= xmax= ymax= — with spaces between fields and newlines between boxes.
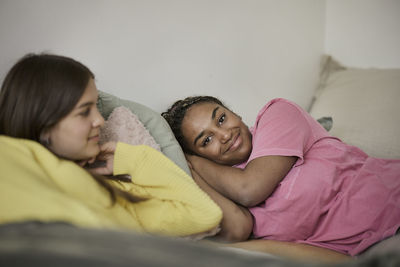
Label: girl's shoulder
xmin=253 ymin=98 xmax=304 ymax=127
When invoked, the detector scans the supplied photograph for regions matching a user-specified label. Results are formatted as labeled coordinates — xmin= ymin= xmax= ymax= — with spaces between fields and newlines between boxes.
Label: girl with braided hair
xmin=162 ymin=96 xmax=400 ymax=261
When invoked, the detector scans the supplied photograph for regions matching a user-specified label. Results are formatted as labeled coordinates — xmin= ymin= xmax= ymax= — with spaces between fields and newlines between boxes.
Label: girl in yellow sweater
xmin=0 ymin=53 xmax=222 ymax=237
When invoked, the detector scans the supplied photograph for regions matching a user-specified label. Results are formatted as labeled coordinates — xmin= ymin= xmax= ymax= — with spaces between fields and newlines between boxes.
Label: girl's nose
xmin=217 ymin=128 xmax=232 ymax=143
xmin=92 ymin=108 xmax=105 ymax=128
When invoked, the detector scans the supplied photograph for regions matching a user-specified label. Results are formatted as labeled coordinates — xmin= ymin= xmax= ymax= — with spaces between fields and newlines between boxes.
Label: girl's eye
xmin=202 ymin=136 xmax=212 ymax=147
xmin=218 ymin=114 xmax=225 ymax=125
xmin=80 ymin=108 xmax=90 ymax=117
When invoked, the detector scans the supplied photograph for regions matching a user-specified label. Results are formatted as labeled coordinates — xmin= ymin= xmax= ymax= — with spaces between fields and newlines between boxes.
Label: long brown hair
xmin=0 ymin=53 xmax=143 ymax=204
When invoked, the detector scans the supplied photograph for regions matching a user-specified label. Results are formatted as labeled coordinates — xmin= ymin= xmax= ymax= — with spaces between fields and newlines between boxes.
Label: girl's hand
xmin=185 ymin=154 xmax=205 ymax=172
xmin=76 ymin=157 xmax=96 ymax=168
xmin=185 ymin=153 xmax=194 ymax=170
xmin=86 ymin=141 xmax=117 ymax=176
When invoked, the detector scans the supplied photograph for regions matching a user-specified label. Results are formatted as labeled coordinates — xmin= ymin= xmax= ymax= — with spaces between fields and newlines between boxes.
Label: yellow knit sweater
xmin=0 ymin=136 xmax=222 ymax=236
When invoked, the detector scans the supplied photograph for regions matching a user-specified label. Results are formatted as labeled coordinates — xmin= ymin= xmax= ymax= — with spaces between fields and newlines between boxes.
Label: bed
xmin=1 ymin=55 xmax=399 ymax=266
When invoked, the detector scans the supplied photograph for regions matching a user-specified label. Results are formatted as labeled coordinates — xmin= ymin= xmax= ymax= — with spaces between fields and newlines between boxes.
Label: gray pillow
xmin=309 ymin=55 xmax=400 ymax=159
xmin=316 ymin=116 xmax=333 ymax=132
xmin=97 ymin=91 xmax=191 ymax=176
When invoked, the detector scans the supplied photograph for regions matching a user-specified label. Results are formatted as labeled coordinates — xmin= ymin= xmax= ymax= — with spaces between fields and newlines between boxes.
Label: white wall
xmin=0 ymin=0 xmax=325 ymax=126
xmin=325 ymin=0 xmax=400 ymax=68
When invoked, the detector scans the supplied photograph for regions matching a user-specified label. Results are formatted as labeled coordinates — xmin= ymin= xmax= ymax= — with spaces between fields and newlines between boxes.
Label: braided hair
xmin=162 ymin=96 xmax=224 ymax=154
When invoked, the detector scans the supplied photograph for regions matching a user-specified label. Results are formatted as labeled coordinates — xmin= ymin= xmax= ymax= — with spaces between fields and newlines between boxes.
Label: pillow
xmin=309 ymin=56 xmax=400 ymax=159
xmin=316 ymin=116 xmax=333 ymax=132
xmin=97 ymin=91 xmax=191 ymax=175
xmin=100 ymin=106 xmax=161 ymax=151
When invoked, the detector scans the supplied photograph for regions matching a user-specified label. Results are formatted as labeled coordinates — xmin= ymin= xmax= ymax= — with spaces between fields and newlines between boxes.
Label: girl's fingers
xmin=88 ymin=166 xmax=111 ymax=176
xmin=77 ymin=160 xmax=88 ymax=167
xmin=99 ymin=141 xmax=117 ymax=153
xmin=82 ymin=142 xmax=117 ymax=176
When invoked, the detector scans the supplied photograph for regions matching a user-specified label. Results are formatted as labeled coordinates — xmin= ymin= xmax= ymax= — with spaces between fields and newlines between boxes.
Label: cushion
xmin=97 ymin=91 xmax=191 ymax=175
xmin=316 ymin=117 xmax=333 ymax=132
xmin=309 ymin=56 xmax=400 ymax=159
xmin=100 ymin=106 xmax=161 ymax=151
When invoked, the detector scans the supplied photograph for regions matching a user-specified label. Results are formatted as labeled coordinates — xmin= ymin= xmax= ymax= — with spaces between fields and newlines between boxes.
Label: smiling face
xmin=181 ymin=102 xmax=252 ymax=165
xmin=44 ymin=78 xmax=104 ymax=161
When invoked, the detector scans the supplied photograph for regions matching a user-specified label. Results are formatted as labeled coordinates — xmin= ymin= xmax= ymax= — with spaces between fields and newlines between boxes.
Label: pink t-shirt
xmin=235 ymin=98 xmax=400 ymax=256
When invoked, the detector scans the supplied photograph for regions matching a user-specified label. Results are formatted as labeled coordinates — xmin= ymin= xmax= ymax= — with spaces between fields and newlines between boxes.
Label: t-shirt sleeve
xmin=248 ymin=99 xmax=313 ymax=166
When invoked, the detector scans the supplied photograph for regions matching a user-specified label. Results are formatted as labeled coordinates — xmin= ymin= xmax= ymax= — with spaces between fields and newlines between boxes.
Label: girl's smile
xmin=226 ymin=132 xmax=242 ymax=153
xmin=181 ymin=102 xmax=252 ymax=165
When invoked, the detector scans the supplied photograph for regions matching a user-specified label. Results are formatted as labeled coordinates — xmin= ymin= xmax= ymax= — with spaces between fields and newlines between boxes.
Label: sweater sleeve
xmin=113 ymin=143 xmax=222 ymax=236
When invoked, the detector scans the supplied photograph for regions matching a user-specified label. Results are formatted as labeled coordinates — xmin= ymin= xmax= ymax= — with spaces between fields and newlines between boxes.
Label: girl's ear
xmin=40 ymin=130 xmax=51 ymax=146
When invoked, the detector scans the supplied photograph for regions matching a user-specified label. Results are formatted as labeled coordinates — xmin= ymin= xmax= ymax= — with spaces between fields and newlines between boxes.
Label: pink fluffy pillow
xmin=100 ymin=106 xmax=160 ymax=151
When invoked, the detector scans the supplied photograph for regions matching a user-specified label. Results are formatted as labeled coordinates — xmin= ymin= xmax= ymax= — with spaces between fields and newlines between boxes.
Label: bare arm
xmin=187 ymin=154 xmax=297 ymax=207
xmin=216 ymin=239 xmax=351 ymax=263
xmin=191 ymin=169 xmax=253 ymax=242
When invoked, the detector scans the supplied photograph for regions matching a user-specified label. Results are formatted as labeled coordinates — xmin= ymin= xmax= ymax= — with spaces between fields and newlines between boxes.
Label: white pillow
xmin=309 ymin=56 xmax=400 ymax=159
